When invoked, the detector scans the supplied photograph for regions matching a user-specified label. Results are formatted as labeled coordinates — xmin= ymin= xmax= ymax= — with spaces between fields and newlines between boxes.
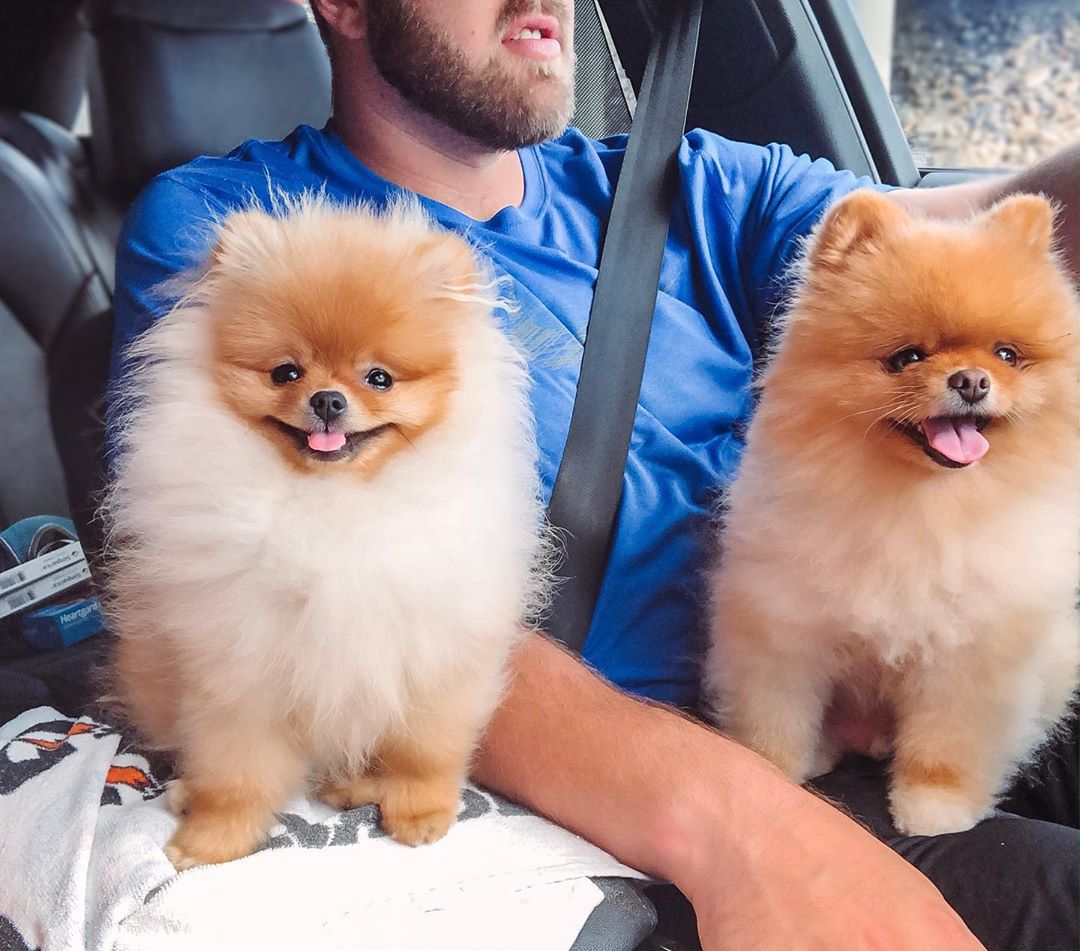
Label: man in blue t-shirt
xmin=111 ymin=1 xmax=1079 ymax=948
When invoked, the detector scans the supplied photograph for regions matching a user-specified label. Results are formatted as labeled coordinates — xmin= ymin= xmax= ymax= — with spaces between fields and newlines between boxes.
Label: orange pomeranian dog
xmin=102 ymin=198 xmax=548 ymax=868
xmin=705 ymin=190 xmax=1079 ymax=836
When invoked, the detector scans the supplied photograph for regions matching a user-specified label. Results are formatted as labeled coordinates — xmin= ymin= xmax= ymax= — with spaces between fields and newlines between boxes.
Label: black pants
xmin=647 ymin=711 xmax=1079 ymax=951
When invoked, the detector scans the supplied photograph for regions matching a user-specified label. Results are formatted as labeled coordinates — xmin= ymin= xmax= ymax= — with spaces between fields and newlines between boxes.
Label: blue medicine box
xmin=19 ymin=596 xmax=104 ymax=652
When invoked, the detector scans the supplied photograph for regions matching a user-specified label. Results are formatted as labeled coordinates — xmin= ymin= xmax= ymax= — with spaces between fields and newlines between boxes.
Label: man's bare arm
xmin=888 ymin=142 xmax=1079 ymax=277
xmin=475 ymin=633 xmax=759 ymax=882
xmin=473 ymin=632 xmax=981 ymax=950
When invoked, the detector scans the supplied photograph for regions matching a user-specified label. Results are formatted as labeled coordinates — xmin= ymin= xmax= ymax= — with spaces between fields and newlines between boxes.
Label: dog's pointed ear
xmin=209 ymin=207 xmax=281 ymax=269
xmin=981 ymin=194 xmax=1055 ymax=253
xmin=808 ymin=190 xmax=909 ymax=271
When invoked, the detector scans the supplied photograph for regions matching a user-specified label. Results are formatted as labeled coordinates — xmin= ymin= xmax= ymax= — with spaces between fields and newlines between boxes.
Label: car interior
xmin=0 ymin=0 xmax=989 ymax=942
xmin=0 ymin=0 xmax=980 ymax=796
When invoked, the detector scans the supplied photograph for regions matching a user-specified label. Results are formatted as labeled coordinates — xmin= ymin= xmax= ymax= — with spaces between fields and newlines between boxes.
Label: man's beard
xmin=366 ymin=0 xmax=575 ymax=151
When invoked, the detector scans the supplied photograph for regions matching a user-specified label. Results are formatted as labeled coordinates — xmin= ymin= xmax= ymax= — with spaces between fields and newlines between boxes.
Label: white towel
xmin=0 ymin=707 xmax=647 ymax=951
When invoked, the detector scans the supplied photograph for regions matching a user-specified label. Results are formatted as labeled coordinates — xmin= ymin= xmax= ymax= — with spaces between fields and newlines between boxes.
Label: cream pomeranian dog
xmin=705 ymin=190 xmax=1079 ymax=836
xmin=102 ymin=198 xmax=548 ymax=869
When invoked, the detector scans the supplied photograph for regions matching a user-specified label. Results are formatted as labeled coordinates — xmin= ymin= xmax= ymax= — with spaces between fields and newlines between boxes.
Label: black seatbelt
xmin=545 ymin=0 xmax=703 ymax=653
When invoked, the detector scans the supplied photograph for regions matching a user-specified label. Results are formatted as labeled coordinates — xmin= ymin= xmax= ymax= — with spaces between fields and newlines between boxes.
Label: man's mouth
xmin=267 ymin=418 xmax=391 ymax=462
xmin=502 ymin=14 xmax=562 ymax=61
xmin=890 ymin=415 xmax=991 ymax=469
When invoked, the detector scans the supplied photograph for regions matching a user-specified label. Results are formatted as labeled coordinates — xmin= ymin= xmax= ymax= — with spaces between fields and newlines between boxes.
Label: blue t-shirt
xmin=110 ymin=123 xmax=870 ymax=708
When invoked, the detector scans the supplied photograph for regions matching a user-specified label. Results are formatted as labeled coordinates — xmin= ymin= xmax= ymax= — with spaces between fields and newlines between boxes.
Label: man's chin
xmin=494 ymin=91 xmax=575 ymax=148
xmin=468 ymin=109 xmax=572 ymax=151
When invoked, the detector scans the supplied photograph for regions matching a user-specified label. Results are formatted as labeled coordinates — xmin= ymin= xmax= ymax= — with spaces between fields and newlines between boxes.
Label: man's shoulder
xmin=137 ymin=124 xmax=330 ymax=221
xmin=118 ymin=123 xmax=344 ymax=279
xmin=534 ymin=125 xmax=789 ymax=190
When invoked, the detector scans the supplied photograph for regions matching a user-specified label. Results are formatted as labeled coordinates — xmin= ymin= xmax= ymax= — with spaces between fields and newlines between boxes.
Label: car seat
xmin=0 ymin=0 xmax=329 ymax=712
xmin=0 ymin=0 xmax=331 ymax=563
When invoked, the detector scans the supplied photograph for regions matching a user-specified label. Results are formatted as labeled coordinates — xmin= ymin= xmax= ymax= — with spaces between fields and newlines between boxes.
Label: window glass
xmin=854 ymin=0 xmax=1079 ymax=169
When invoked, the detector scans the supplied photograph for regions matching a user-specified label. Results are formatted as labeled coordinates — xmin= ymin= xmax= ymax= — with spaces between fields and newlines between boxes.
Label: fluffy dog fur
xmin=102 ymin=198 xmax=548 ymax=868
xmin=705 ymin=191 xmax=1079 ymax=836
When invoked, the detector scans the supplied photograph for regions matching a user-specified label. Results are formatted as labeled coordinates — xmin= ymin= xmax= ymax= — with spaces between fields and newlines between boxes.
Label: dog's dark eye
xmin=887 ymin=347 xmax=926 ymax=372
xmin=270 ymin=363 xmax=304 ymax=385
xmin=995 ymin=346 xmax=1019 ymax=367
xmin=364 ymin=367 xmax=393 ymax=391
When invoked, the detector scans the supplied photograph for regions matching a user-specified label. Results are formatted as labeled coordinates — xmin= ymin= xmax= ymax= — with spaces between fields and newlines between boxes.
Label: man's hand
xmin=474 ymin=634 xmax=984 ymax=950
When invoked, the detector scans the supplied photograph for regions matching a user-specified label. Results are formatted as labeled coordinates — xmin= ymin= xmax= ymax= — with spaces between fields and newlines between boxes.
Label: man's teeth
xmin=511 ymin=28 xmax=544 ymax=40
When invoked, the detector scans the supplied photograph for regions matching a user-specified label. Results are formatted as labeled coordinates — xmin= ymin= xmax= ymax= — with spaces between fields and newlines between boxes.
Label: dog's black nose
xmin=310 ymin=390 xmax=348 ymax=422
xmin=948 ymin=369 xmax=990 ymax=404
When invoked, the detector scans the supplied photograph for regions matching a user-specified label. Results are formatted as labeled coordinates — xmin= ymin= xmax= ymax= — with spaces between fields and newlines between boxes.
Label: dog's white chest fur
xmin=719 ymin=446 xmax=1079 ymax=664
xmin=105 ymin=311 xmax=544 ymax=767
xmin=784 ymin=477 xmax=1076 ymax=662
xmin=707 ymin=446 xmax=1079 ymax=835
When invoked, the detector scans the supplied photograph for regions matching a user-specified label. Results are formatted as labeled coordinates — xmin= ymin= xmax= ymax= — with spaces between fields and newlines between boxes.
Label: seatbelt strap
xmin=545 ymin=0 xmax=704 ymax=653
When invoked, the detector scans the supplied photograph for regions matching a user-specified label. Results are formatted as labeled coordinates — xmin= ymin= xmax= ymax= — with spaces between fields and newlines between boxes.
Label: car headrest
xmin=86 ymin=0 xmax=331 ymax=201
xmin=0 ymin=0 xmax=90 ymax=128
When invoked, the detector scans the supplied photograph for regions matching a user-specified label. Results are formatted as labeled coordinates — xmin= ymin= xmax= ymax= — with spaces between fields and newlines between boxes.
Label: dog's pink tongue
xmin=307 ymin=431 xmax=346 ymax=452
xmin=921 ymin=417 xmax=989 ymax=464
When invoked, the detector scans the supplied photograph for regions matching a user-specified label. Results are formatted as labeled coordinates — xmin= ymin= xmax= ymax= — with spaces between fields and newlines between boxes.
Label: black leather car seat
xmin=0 ymin=113 xmax=116 ymax=535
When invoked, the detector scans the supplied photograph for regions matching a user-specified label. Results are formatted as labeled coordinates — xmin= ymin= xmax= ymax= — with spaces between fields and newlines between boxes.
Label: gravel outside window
xmin=888 ymin=0 xmax=1078 ymax=169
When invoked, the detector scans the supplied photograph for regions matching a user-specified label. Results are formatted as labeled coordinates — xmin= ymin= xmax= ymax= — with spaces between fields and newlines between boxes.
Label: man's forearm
xmin=473 ymin=632 xmax=793 ymax=891
xmin=890 ymin=142 xmax=1079 ymax=278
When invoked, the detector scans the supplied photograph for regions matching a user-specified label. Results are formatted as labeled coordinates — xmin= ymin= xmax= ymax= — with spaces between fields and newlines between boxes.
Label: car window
xmin=851 ymin=0 xmax=1078 ymax=170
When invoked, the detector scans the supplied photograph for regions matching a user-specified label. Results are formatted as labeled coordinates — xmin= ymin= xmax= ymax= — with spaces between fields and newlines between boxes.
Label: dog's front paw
xmin=382 ymin=805 xmax=456 ymax=847
xmin=164 ymin=839 xmax=205 ymax=872
xmin=374 ymin=772 xmax=460 ymax=847
xmin=164 ymin=832 xmax=225 ymax=872
xmin=164 ymin=825 xmax=260 ymax=871
xmin=164 ymin=823 xmax=257 ymax=870
xmin=163 ymin=800 xmax=272 ymax=870
xmin=889 ymin=783 xmax=988 ymax=836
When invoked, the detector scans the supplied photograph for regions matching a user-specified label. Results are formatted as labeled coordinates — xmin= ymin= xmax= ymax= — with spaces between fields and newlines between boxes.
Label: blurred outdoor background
xmin=854 ymin=0 xmax=1078 ymax=169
